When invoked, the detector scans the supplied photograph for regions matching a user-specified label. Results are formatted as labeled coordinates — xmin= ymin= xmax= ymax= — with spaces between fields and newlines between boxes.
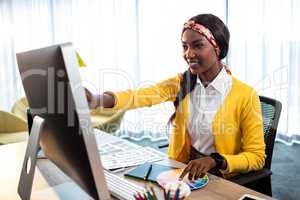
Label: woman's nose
xmin=185 ymin=48 xmax=196 ymax=59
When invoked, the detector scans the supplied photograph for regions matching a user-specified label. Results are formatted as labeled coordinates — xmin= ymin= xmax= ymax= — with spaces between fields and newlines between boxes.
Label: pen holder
xmin=164 ymin=181 xmax=191 ymax=200
xmin=133 ymin=182 xmax=191 ymax=200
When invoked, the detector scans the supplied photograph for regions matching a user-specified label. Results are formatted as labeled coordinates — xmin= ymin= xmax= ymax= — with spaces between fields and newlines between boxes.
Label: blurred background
xmin=1 ymin=0 xmax=300 ymax=143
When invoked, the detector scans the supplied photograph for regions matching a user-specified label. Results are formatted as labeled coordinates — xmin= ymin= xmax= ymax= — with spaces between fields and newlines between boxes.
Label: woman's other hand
xmin=179 ymin=156 xmax=216 ymax=181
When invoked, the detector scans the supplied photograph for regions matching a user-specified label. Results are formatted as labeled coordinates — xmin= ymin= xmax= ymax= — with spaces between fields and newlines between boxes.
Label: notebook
xmin=124 ymin=162 xmax=177 ymax=182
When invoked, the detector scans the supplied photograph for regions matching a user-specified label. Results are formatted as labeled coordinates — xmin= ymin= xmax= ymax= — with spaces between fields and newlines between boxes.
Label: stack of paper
xmin=94 ymin=129 xmax=167 ymax=170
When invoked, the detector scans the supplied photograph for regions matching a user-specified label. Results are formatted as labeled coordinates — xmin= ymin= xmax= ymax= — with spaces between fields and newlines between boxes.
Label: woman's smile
xmin=188 ymin=60 xmax=200 ymax=70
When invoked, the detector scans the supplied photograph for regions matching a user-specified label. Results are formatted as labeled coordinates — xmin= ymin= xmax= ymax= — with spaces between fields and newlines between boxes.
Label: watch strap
xmin=210 ymin=153 xmax=225 ymax=170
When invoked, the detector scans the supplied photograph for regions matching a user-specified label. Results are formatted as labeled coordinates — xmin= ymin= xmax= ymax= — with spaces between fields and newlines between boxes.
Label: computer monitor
xmin=16 ymin=43 xmax=111 ymax=200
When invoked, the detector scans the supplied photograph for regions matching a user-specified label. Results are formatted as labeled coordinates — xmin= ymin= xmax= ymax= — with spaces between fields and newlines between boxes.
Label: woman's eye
xmin=182 ymin=45 xmax=187 ymax=51
xmin=194 ymin=43 xmax=204 ymax=49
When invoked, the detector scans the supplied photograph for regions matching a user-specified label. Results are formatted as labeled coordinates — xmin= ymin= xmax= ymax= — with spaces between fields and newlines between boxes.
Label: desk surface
xmin=0 ymin=141 xmax=272 ymax=200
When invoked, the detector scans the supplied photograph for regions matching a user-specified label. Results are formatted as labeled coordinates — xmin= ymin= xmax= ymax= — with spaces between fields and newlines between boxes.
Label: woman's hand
xmin=179 ymin=156 xmax=216 ymax=181
xmin=84 ymin=88 xmax=115 ymax=109
xmin=84 ymin=88 xmax=100 ymax=109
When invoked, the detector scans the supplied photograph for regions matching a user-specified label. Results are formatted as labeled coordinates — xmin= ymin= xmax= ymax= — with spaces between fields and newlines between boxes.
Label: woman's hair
xmin=168 ymin=14 xmax=230 ymax=123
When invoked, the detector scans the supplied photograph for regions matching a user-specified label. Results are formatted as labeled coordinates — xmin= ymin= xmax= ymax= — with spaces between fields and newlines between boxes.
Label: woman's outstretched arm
xmin=85 ymin=74 xmax=181 ymax=111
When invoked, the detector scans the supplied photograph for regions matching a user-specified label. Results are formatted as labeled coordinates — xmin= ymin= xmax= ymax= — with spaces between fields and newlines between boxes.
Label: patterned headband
xmin=182 ymin=20 xmax=219 ymax=49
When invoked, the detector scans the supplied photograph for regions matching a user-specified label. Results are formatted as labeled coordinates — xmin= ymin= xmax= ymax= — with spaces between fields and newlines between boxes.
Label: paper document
xmin=94 ymin=129 xmax=167 ymax=170
xmin=100 ymin=147 xmax=167 ymax=170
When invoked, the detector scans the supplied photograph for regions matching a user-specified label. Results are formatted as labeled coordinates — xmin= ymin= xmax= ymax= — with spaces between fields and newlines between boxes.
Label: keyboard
xmin=104 ymin=170 xmax=146 ymax=200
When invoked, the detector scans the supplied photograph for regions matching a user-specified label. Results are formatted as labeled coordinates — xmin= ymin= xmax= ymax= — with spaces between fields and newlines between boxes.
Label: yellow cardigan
xmin=111 ymin=74 xmax=266 ymax=176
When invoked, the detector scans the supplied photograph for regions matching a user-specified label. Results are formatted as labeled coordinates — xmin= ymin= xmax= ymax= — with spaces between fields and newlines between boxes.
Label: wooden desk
xmin=0 ymin=142 xmax=272 ymax=200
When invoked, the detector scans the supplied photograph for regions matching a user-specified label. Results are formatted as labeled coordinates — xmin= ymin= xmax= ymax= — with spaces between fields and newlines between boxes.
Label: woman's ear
xmin=215 ymin=48 xmax=220 ymax=57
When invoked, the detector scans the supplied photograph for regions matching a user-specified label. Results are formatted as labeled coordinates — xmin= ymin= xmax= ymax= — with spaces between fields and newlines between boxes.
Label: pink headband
xmin=182 ymin=20 xmax=219 ymax=49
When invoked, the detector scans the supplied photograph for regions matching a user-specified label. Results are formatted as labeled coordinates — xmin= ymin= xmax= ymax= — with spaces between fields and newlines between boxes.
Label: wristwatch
xmin=210 ymin=153 xmax=225 ymax=170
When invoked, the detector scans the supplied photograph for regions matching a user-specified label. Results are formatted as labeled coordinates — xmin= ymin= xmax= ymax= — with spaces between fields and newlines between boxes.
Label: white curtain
xmin=1 ymin=0 xmax=299 ymax=143
xmin=0 ymin=1 xmax=23 ymax=110
xmin=227 ymin=0 xmax=300 ymax=144
xmin=0 ymin=0 xmax=138 ymax=109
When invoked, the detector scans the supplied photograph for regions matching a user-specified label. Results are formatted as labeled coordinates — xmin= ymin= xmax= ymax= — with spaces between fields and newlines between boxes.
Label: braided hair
xmin=169 ymin=14 xmax=230 ymax=124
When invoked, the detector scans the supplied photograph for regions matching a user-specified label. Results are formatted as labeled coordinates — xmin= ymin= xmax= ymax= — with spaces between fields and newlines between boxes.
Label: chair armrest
xmin=229 ymin=168 xmax=272 ymax=185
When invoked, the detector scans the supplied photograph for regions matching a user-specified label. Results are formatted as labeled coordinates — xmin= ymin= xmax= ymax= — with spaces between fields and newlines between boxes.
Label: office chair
xmin=229 ymin=95 xmax=282 ymax=196
xmin=0 ymin=110 xmax=28 ymax=145
xmin=11 ymin=97 xmax=28 ymax=122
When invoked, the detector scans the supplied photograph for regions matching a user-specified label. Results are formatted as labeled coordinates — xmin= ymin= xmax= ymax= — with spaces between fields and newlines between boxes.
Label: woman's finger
xmin=193 ymin=167 xmax=201 ymax=180
xmin=179 ymin=163 xmax=192 ymax=180
xmin=84 ymin=88 xmax=92 ymax=101
xmin=188 ymin=163 xmax=198 ymax=180
xmin=194 ymin=165 xmax=205 ymax=180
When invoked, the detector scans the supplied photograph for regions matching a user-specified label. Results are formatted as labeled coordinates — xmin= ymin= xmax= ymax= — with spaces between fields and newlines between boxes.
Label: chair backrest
xmin=11 ymin=97 xmax=29 ymax=122
xmin=259 ymin=96 xmax=282 ymax=169
xmin=0 ymin=110 xmax=27 ymax=132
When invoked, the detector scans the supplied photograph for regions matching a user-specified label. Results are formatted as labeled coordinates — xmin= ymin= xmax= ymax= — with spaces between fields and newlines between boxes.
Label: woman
xmin=86 ymin=14 xmax=265 ymax=180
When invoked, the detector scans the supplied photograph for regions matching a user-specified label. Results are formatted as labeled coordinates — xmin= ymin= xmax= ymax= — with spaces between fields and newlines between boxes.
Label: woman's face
xmin=182 ymin=29 xmax=220 ymax=77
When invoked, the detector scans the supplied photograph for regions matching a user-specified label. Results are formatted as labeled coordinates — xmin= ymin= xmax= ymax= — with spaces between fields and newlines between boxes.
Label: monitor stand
xmin=18 ymin=115 xmax=45 ymax=200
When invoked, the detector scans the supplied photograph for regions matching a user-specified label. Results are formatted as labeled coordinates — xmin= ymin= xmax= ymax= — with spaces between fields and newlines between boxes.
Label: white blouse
xmin=188 ymin=66 xmax=232 ymax=155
